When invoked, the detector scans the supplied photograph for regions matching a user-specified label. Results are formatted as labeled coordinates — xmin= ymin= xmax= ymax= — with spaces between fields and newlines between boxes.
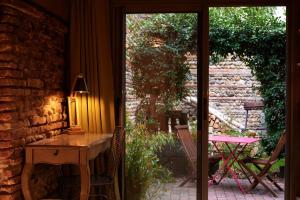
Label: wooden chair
xmin=61 ymin=126 xmax=125 ymax=199
xmin=239 ymin=132 xmax=286 ymax=197
xmin=175 ymin=125 xmax=197 ymax=186
xmin=175 ymin=125 xmax=221 ymax=186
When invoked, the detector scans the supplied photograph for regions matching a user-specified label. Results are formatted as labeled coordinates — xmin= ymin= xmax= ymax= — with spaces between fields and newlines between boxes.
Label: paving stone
xmin=157 ymin=178 xmax=284 ymax=200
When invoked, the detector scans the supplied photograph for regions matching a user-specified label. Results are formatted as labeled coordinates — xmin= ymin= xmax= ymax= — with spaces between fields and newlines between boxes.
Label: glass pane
xmin=208 ymin=7 xmax=286 ymax=200
xmin=125 ymin=13 xmax=198 ymax=200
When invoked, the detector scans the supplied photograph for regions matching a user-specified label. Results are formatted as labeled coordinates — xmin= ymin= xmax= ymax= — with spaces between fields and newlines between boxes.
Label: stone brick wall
xmin=0 ymin=1 xmax=68 ymax=199
xmin=209 ymin=58 xmax=265 ymax=130
xmin=184 ymin=55 xmax=265 ymax=131
xmin=126 ymin=54 xmax=265 ymax=132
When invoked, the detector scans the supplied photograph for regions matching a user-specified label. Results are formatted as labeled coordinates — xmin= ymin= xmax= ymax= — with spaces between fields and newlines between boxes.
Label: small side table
xmin=209 ymin=135 xmax=260 ymax=193
xmin=21 ymin=133 xmax=112 ymax=200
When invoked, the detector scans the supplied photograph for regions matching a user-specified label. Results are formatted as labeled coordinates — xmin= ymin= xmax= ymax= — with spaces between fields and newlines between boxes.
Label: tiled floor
xmin=159 ymin=178 xmax=284 ymax=200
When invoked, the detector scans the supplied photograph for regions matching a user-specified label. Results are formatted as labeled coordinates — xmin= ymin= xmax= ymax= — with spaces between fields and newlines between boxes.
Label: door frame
xmin=111 ymin=1 xmax=292 ymax=199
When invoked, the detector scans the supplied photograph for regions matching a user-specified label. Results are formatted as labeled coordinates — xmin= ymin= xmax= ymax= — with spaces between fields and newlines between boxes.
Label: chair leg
xmin=253 ymin=163 xmax=284 ymax=191
xmin=179 ymin=176 xmax=192 ymax=187
xmin=217 ymin=168 xmax=227 ymax=185
xmin=209 ymin=174 xmax=217 ymax=184
xmin=248 ymin=179 xmax=259 ymax=191
xmin=247 ymin=174 xmax=277 ymax=197
xmin=266 ymin=174 xmax=284 ymax=191
xmin=237 ymin=161 xmax=252 ymax=184
xmin=258 ymin=178 xmax=278 ymax=197
xmin=241 ymin=162 xmax=278 ymax=197
xmin=240 ymin=162 xmax=261 ymax=191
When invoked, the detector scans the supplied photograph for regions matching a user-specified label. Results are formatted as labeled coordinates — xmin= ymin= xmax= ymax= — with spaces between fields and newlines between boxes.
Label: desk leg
xmin=80 ymin=163 xmax=90 ymax=200
xmin=21 ymin=164 xmax=34 ymax=200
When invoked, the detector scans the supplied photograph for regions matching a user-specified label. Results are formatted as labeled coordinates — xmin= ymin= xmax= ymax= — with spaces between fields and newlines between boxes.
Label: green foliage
xmin=209 ymin=7 xmax=286 ymax=154
xmin=209 ymin=7 xmax=284 ymax=31
xmin=127 ymin=14 xmax=196 ymax=121
xmin=270 ymin=158 xmax=285 ymax=172
xmin=125 ymin=122 xmax=174 ymax=200
xmin=241 ymin=158 xmax=285 ymax=177
xmin=127 ymin=8 xmax=286 ymax=154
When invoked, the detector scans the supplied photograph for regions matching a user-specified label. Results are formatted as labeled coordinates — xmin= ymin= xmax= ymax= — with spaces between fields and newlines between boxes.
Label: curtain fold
xmin=70 ymin=0 xmax=115 ymax=134
xmin=70 ymin=1 xmax=119 ymax=199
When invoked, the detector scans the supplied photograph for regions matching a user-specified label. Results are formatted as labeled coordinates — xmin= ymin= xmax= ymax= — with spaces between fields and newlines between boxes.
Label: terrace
xmin=162 ymin=178 xmax=284 ymax=200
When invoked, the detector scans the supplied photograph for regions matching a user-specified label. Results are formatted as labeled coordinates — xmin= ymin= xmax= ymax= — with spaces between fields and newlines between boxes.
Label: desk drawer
xmin=33 ymin=148 xmax=79 ymax=164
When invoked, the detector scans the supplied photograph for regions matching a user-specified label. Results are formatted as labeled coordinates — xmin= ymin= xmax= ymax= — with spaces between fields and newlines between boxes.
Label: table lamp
xmin=66 ymin=73 xmax=88 ymax=134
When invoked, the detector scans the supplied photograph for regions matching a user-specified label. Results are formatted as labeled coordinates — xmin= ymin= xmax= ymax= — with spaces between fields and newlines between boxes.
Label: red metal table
xmin=209 ymin=135 xmax=260 ymax=193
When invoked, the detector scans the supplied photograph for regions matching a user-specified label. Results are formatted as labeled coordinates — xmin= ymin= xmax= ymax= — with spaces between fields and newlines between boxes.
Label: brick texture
xmin=0 ymin=1 xmax=68 ymax=199
xmin=126 ymin=55 xmax=265 ymax=132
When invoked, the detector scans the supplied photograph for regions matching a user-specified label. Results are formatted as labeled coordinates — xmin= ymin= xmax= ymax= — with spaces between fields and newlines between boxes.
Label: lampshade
xmin=72 ymin=74 xmax=88 ymax=94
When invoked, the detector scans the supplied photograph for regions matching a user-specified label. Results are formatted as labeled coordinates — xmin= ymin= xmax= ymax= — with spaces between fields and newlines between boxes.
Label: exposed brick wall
xmin=0 ymin=1 xmax=68 ymax=199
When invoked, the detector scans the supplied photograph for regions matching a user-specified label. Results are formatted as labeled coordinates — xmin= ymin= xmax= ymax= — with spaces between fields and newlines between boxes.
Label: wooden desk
xmin=21 ymin=133 xmax=112 ymax=200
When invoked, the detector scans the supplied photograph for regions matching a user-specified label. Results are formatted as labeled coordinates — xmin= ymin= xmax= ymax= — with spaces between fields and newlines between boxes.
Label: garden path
xmin=160 ymin=177 xmax=284 ymax=200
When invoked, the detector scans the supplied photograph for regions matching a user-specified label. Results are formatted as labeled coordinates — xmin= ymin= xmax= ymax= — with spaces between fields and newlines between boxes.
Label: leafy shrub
xmin=125 ymin=123 xmax=174 ymax=200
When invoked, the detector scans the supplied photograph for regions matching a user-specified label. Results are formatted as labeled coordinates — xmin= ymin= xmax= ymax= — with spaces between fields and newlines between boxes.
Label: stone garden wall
xmin=0 ymin=1 xmax=68 ymax=199
xmin=213 ymin=57 xmax=264 ymax=130
xmin=186 ymin=55 xmax=265 ymax=132
xmin=126 ymin=54 xmax=266 ymax=133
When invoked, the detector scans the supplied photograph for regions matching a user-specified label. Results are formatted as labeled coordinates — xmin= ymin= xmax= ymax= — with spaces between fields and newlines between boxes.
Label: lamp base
xmin=65 ymin=126 xmax=85 ymax=135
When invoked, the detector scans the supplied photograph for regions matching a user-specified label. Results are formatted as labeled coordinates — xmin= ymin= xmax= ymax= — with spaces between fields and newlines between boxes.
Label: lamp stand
xmin=66 ymin=96 xmax=85 ymax=134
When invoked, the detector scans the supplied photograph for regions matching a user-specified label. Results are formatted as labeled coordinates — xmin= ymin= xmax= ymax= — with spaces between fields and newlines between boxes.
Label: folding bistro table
xmin=209 ymin=135 xmax=260 ymax=193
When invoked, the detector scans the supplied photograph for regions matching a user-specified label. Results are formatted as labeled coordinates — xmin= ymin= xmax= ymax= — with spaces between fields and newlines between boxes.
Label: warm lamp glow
xmin=72 ymin=74 xmax=88 ymax=95
xmin=67 ymin=73 xmax=88 ymax=134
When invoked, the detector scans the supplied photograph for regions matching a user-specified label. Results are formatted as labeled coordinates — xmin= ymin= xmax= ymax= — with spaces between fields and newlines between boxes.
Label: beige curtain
xmin=70 ymin=1 xmax=120 ymax=199
xmin=70 ymin=0 xmax=115 ymax=134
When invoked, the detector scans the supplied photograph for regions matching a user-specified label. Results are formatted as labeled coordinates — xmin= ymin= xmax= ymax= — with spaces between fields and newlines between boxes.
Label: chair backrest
xmin=107 ymin=126 xmax=125 ymax=178
xmin=269 ymin=132 xmax=286 ymax=163
xmin=175 ymin=125 xmax=197 ymax=171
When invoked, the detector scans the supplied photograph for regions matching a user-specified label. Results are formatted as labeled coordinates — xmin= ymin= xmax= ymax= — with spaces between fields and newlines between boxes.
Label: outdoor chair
xmin=239 ymin=132 xmax=286 ymax=197
xmin=175 ymin=125 xmax=197 ymax=186
xmin=61 ymin=126 xmax=125 ymax=200
xmin=175 ymin=125 xmax=221 ymax=186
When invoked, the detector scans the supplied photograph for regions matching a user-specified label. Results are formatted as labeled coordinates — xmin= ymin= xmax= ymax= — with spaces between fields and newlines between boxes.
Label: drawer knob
xmin=53 ymin=150 xmax=59 ymax=156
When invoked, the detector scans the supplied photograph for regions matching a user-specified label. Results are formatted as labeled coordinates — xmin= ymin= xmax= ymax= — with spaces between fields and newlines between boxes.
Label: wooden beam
xmin=112 ymin=1 xmax=291 ymax=200
xmin=113 ymin=0 xmax=287 ymax=7
xmin=113 ymin=0 xmax=202 ymax=6
xmin=208 ymin=0 xmax=286 ymax=7
xmin=287 ymin=0 xmax=300 ymax=199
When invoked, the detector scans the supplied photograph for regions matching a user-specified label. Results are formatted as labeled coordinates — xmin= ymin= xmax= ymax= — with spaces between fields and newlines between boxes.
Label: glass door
xmin=124 ymin=13 xmax=201 ymax=200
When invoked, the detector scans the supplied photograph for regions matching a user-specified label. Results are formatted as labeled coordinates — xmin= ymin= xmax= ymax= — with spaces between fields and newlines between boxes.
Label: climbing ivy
xmin=209 ymin=7 xmax=286 ymax=154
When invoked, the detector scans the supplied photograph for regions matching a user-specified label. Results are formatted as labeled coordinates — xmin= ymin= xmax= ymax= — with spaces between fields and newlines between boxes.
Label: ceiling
xmin=29 ymin=0 xmax=70 ymax=22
